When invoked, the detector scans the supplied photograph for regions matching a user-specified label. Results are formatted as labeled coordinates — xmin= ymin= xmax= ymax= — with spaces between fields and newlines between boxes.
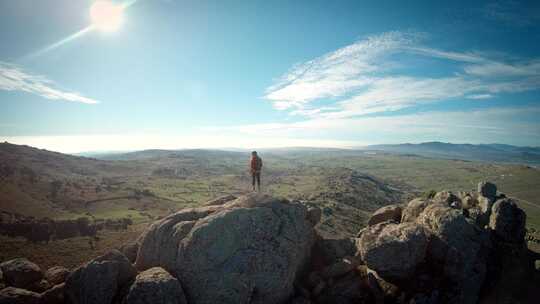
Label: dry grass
xmin=0 ymin=223 xmax=148 ymax=270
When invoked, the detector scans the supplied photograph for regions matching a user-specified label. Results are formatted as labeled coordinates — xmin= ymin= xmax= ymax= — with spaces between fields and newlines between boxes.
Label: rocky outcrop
xmin=478 ymin=181 xmax=497 ymax=201
xmin=136 ymin=193 xmax=318 ymax=304
xmin=460 ymin=194 xmax=478 ymax=209
xmin=316 ymin=271 xmax=371 ymax=304
xmin=65 ymin=250 xmax=136 ymax=304
xmin=0 ymin=181 xmax=536 ymax=304
xmin=307 ymin=206 xmax=322 ymax=227
xmin=44 ymin=266 xmax=69 ymax=286
xmin=401 ymin=198 xmax=431 ymax=222
xmin=0 ymin=258 xmax=43 ymax=289
xmin=311 ymin=237 xmax=356 ymax=266
xmin=134 ymin=205 xmax=221 ymax=271
xmin=369 ymin=195 xmax=491 ymax=304
xmin=123 ymin=267 xmax=187 ymax=304
xmin=416 ymin=204 xmax=489 ymax=304
xmin=367 ymin=204 xmax=402 ymax=226
xmin=357 ymin=221 xmax=428 ymax=281
xmin=0 ymin=287 xmax=41 ymax=304
xmin=202 ymin=194 xmax=236 ymax=206
xmin=432 ymin=191 xmax=461 ymax=206
xmin=489 ymin=198 xmax=526 ymax=243
xmin=40 ymin=283 xmax=65 ymax=304
xmin=119 ymin=242 xmax=139 ymax=264
xmin=319 ymin=256 xmax=362 ymax=280
xmin=351 ymin=181 xmax=536 ymax=304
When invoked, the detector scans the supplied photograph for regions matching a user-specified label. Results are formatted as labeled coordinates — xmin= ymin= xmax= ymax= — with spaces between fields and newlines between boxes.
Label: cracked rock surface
xmin=135 ymin=193 xmax=318 ymax=304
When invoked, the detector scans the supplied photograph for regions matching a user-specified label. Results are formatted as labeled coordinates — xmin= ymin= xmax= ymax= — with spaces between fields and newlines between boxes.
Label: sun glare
xmin=90 ymin=1 xmax=124 ymax=32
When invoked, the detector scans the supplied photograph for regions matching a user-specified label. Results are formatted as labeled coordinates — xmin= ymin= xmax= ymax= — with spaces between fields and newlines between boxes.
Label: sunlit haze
xmin=1 ymin=0 xmax=539 ymax=153
xmin=90 ymin=1 xmax=124 ymax=32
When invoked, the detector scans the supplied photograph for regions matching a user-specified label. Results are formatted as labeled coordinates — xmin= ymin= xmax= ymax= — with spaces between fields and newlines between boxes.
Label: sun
xmin=90 ymin=1 xmax=124 ymax=32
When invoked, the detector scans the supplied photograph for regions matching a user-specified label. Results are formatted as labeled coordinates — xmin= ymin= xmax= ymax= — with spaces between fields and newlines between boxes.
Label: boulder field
xmin=1 ymin=182 xmax=539 ymax=304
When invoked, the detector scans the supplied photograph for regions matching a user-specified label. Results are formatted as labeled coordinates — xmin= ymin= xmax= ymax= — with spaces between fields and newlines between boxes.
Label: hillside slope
xmin=0 ymin=143 xmax=174 ymax=219
xmin=367 ymin=141 xmax=540 ymax=164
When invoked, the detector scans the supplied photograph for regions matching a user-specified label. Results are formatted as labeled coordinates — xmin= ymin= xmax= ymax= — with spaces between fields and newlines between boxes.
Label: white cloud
xmin=264 ymin=31 xmax=540 ymax=119
xmin=467 ymin=94 xmax=493 ymax=100
xmin=218 ymin=106 xmax=540 ymax=146
xmin=0 ymin=61 xmax=99 ymax=104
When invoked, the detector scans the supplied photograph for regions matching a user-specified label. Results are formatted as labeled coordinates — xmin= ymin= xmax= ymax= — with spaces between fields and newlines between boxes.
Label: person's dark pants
xmin=252 ymin=172 xmax=261 ymax=189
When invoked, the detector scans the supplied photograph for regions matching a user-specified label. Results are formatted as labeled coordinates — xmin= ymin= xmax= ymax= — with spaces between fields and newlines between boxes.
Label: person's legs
xmin=256 ymin=172 xmax=261 ymax=191
xmin=252 ymin=173 xmax=256 ymax=191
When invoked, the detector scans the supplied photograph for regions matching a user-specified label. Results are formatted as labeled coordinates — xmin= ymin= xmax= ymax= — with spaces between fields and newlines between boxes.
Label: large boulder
xmin=489 ymin=198 xmax=526 ymax=243
xmin=41 ymin=283 xmax=65 ymax=304
xmin=401 ymin=198 xmax=431 ymax=222
xmin=203 ymin=194 xmax=237 ymax=206
xmin=432 ymin=191 xmax=461 ymax=207
xmin=416 ymin=204 xmax=489 ymax=304
xmin=306 ymin=206 xmax=322 ymax=227
xmin=367 ymin=204 xmax=402 ymax=226
xmin=0 ymin=287 xmax=41 ymax=304
xmin=65 ymin=250 xmax=136 ymax=304
xmin=44 ymin=266 xmax=70 ymax=285
xmin=461 ymin=195 xmax=478 ymax=209
xmin=478 ymin=195 xmax=493 ymax=213
xmin=135 ymin=193 xmax=317 ymax=304
xmin=357 ymin=221 xmax=428 ymax=282
xmin=30 ymin=279 xmax=51 ymax=293
xmin=124 ymin=267 xmax=187 ymax=304
xmin=120 ymin=242 xmax=139 ymax=264
xmin=312 ymin=237 xmax=357 ymax=266
xmin=319 ymin=257 xmax=362 ymax=280
xmin=135 ymin=205 xmax=222 ymax=271
xmin=316 ymin=271 xmax=371 ymax=304
xmin=0 ymin=258 xmax=43 ymax=289
xmin=478 ymin=181 xmax=497 ymax=201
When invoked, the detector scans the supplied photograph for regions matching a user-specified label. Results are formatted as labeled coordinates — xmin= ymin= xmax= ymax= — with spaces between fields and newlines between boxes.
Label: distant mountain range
xmin=365 ymin=142 xmax=540 ymax=164
xmin=75 ymin=142 xmax=540 ymax=165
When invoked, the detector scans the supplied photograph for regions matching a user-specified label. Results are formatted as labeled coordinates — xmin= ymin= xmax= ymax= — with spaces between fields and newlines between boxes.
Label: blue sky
xmin=1 ymin=0 xmax=539 ymax=152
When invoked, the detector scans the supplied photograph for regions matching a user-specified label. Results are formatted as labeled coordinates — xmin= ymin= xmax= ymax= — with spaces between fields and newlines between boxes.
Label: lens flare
xmin=90 ymin=1 xmax=124 ymax=32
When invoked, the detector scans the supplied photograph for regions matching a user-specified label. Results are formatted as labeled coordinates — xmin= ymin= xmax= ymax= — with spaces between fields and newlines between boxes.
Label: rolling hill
xmin=2 ymin=141 xmax=540 ymax=270
xmin=366 ymin=141 xmax=540 ymax=164
xmin=2 ymin=142 xmax=540 ymax=233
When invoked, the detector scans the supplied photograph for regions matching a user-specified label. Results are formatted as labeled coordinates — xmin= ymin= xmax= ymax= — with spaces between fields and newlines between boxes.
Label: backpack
xmin=251 ymin=156 xmax=262 ymax=171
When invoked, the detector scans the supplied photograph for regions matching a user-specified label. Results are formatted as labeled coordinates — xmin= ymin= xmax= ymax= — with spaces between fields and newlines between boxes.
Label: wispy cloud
xmin=467 ymin=94 xmax=493 ymax=100
xmin=265 ymin=32 xmax=413 ymax=110
xmin=264 ymin=31 xmax=540 ymax=119
xmin=0 ymin=61 xmax=99 ymax=104
xmin=464 ymin=60 xmax=540 ymax=77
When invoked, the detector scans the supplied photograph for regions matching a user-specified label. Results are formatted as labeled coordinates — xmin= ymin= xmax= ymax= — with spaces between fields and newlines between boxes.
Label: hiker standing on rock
xmin=250 ymin=151 xmax=263 ymax=192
